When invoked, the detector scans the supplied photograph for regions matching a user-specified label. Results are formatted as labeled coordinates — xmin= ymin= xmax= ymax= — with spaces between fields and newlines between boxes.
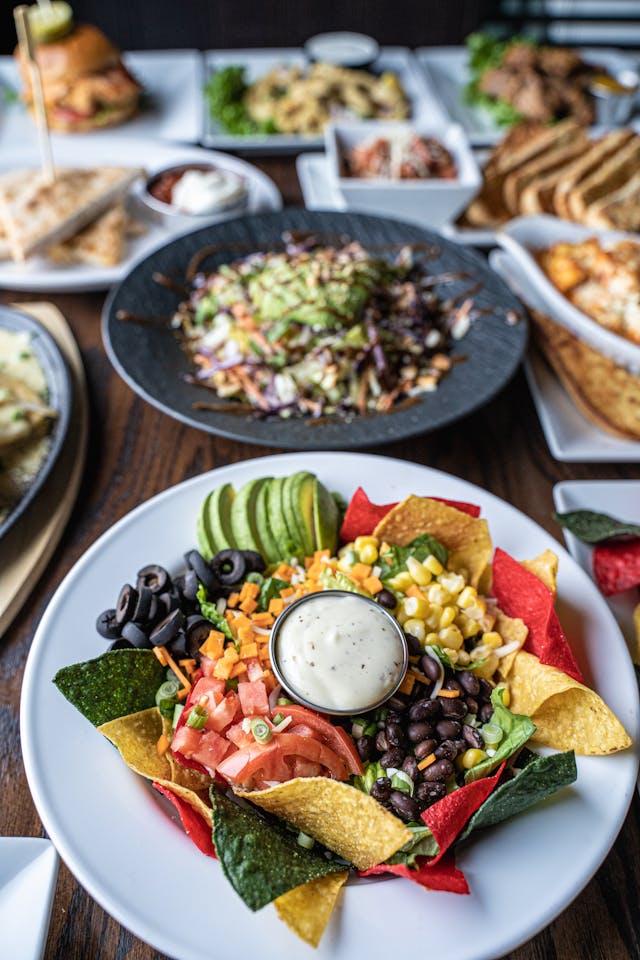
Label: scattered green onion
xmin=391 ymin=771 xmax=414 ymax=796
xmin=364 ymin=722 xmax=377 ymax=737
xmin=186 ymin=703 xmax=209 ymax=730
xmin=172 ymin=703 xmax=184 ymax=730
xmin=277 ymin=697 xmax=294 ymax=706
xmin=251 ymin=717 xmax=273 ymax=744
xmin=296 ymin=831 xmax=315 ymax=850
xmin=481 ymin=723 xmax=504 ymax=746
xmin=155 ymin=680 xmax=180 ymax=719
xmin=351 ymin=717 xmax=367 ymax=739
xmin=246 ymin=572 xmax=264 ymax=585
xmin=363 ymin=763 xmax=378 ymax=794
xmin=226 ymin=677 xmax=239 ymax=692
xmin=273 ymin=713 xmax=284 ymax=725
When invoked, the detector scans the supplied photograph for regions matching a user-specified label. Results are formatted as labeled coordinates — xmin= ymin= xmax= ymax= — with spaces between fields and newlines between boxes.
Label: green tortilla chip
xmin=53 ymin=650 xmax=166 ymax=727
xmin=211 ymin=788 xmax=345 ymax=912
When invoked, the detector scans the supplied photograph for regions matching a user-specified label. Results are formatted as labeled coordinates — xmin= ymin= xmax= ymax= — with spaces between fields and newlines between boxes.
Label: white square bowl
xmin=324 ymin=121 xmax=481 ymax=229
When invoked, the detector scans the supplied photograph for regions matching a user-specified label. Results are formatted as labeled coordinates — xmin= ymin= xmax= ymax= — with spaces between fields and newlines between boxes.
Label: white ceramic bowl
xmin=324 ymin=121 xmax=481 ymax=229
xmin=498 ymin=215 xmax=640 ymax=374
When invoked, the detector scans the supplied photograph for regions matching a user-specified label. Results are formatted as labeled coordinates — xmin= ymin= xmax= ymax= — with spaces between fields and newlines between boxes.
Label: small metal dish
xmin=138 ymin=163 xmax=248 ymax=232
xmin=269 ymin=589 xmax=408 ymax=716
xmin=590 ymin=69 xmax=639 ymax=127
xmin=304 ymin=31 xmax=380 ymax=69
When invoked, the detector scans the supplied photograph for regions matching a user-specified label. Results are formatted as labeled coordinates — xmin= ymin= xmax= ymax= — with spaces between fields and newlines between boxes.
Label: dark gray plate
xmin=0 ymin=307 xmax=72 ymax=540
xmin=102 ymin=209 xmax=527 ymax=450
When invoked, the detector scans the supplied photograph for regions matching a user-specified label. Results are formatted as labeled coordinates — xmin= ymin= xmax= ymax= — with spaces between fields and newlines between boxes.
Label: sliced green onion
xmin=351 ymin=717 xmax=367 ymax=739
xmin=277 ymin=697 xmax=294 ymax=706
xmin=363 ymin=762 xmax=377 ymax=794
xmin=364 ymin=722 xmax=377 ymax=737
xmin=273 ymin=713 xmax=284 ymax=725
xmin=226 ymin=677 xmax=239 ymax=692
xmin=251 ymin=717 xmax=273 ymax=744
xmin=156 ymin=680 xmax=180 ymax=718
xmin=391 ymin=771 xmax=414 ymax=796
xmin=481 ymin=723 xmax=503 ymax=746
xmin=172 ymin=703 xmax=184 ymax=730
xmin=297 ymin=831 xmax=314 ymax=850
xmin=246 ymin=572 xmax=264 ymax=585
xmin=186 ymin=703 xmax=208 ymax=730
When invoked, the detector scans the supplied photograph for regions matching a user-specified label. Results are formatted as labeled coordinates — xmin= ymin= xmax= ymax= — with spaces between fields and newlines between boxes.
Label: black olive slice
xmin=136 ymin=564 xmax=171 ymax=594
xmin=242 ymin=550 xmax=266 ymax=574
xmin=167 ymin=631 xmax=188 ymax=660
xmin=157 ymin=592 xmax=178 ymax=618
xmin=210 ymin=549 xmax=248 ymax=586
xmin=115 ymin=584 xmax=138 ymax=626
xmin=183 ymin=568 xmax=199 ymax=601
xmin=96 ymin=608 xmax=120 ymax=640
xmin=150 ymin=608 xmax=185 ymax=647
xmin=132 ymin=585 xmax=153 ymax=623
xmin=147 ymin=595 xmax=159 ymax=623
xmin=121 ymin=621 xmax=149 ymax=649
xmin=185 ymin=614 xmax=213 ymax=657
xmin=184 ymin=550 xmax=218 ymax=591
xmin=108 ymin=638 xmax=134 ymax=651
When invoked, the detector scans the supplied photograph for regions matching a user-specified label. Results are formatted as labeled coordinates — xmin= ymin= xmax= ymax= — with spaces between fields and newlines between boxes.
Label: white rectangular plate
xmin=0 ymin=838 xmax=59 ymax=960
xmin=203 ymin=47 xmax=447 ymax=153
xmin=415 ymin=45 xmax=640 ymax=146
xmin=0 ymin=50 xmax=203 ymax=146
xmin=490 ymin=249 xmax=640 ymax=462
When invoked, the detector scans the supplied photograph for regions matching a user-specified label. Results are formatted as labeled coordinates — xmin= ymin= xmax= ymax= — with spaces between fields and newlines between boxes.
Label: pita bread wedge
xmin=552 ymin=129 xmax=634 ymax=219
xmin=502 ymin=124 xmax=586 ymax=215
xmin=531 ymin=309 xmax=640 ymax=441
xmin=567 ymin=134 xmax=640 ymax=223
xmin=48 ymin=202 xmax=128 ymax=266
xmin=580 ymin=170 xmax=640 ymax=231
xmin=518 ymin=140 xmax=591 ymax=215
xmin=0 ymin=166 xmax=142 ymax=261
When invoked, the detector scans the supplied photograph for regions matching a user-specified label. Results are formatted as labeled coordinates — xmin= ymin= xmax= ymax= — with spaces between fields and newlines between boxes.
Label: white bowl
xmin=498 ymin=215 xmax=640 ymax=374
xmin=324 ymin=121 xmax=481 ymax=229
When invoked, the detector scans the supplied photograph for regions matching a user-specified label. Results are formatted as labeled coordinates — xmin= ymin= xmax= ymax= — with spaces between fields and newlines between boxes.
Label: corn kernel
xmin=439 ymin=605 xmax=457 ymax=629
xmin=359 ymin=544 xmax=379 ymax=564
xmin=456 ymin=613 xmax=481 ymax=640
xmin=337 ymin=557 xmax=354 ymax=574
xmin=425 ymin=603 xmax=443 ymax=630
xmin=403 ymin=618 xmax=426 ymax=642
xmin=423 ymin=555 xmax=444 ymax=576
xmin=438 ymin=572 xmax=465 ymax=595
xmin=482 ymin=631 xmax=503 ymax=649
xmin=427 ymin=583 xmax=451 ymax=605
xmin=495 ymin=683 xmax=511 ymax=707
xmin=425 ymin=631 xmax=440 ymax=646
xmin=457 ymin=586 xmax=478 ymax=609
xmin=461 ymin=748 xmax=488 ymax=770
xmin=442 ymin=646 xmax=459 ymax=664
xmin=466 ymin=599 xmax=488 ymax=622
xmin=388 ymin=571 xmax=414 ymax=592
xmin=438 ymin=625 xmax=463 ymax=650
xmin=472 ymin=652 xmax=499 ymax=679
xmin=407 ymin=555 xmax=432 ymax=586
xmin=355 ymin=535 xmax=379 ymax=552
xmin=403 ymin=595 xmax=430 ymax=619
xmin=456 ymin=649 xmax=470 ymax=665
xmin=396 ymin=607 xmax=410 ymax=627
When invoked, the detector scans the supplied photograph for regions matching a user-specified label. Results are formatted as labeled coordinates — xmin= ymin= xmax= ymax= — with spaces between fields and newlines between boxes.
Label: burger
xmin=15 ymin=20 xmax=142 ymax=133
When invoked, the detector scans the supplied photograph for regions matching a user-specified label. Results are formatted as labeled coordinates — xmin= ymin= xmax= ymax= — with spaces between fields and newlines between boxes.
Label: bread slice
xmin=48 ymin=202 xmax=128 ymax=266
xmin=553 ymin=130 xmax=635 ymax=219
xmin=581 ymin=170 xmax=640 ymax=231
xmin=567 ymin=135 xmax=640 ymax=223
xmin=503 ymin=133 xmax=588 ymax=215
xmin=0 ymin=166 xmax=142 ymax=261
xmin=532 ymin=309 xmax=640 ymax=441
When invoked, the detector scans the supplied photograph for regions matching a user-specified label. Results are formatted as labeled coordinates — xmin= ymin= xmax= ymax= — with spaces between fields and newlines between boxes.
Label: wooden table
xmin=2 ymin=157 xmax=640 ymax=960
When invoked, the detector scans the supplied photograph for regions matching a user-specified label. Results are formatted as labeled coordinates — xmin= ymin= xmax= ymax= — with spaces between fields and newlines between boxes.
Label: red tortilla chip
xmin=340 ymin=488 xmax=481 ymax=543
xmin=422 ymin=762 xmax=506 ymax=863
xmin=593 ymin=540 xmax=640 ymax=596
xmin=492 ymin=548 xmax=583 ymax=684
xmin=153 ymin=781 xmax=217 ymax=858
xmin=360 ymin=854 xmax=469 ymax=894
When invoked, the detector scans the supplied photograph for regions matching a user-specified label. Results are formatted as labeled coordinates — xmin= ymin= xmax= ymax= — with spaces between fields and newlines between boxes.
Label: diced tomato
xmin=173 ymin=726 xmax=231 ymax=772
xmin=275 ymin=705 xmax=364 ymax=776
xmin=200 ymin=656 xmax=216 ymax=677
xmin=217 ymin=732 xmax=348 ymax=786
xmin=287 ymin=723 xmax=317 ymax=739
xmin=191 ymin=676 xmax=226 ymax=712
xmin=246 ymin=657 xmax=265 ymax=682
xmin=226 ymin=721 xmax=254 ymax=749
xmin=206 ymin=691 xmax=241 ymax=733
xmin=238 ymin=680 xmax=270 ymax=716
xmin=290 ymin=758 xmax=324 ymax=778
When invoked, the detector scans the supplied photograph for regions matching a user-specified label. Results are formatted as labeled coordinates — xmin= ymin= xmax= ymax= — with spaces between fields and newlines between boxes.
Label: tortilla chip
xmin=153 ymin=780 xmax=216 ymax=857
xmin=374 ymin=495 xmax=492 ymax=588
xmin=154 ymin=778 xmax=213 ymax=825
xmin=274 ymin=871 xmax=348 ymax=947
xmin=507 ymin=651 xmax=631 ymax=754
xmin=98 ymin=707 xmax=172 ymax=780
xmin=161 ymin=716 xmax=213 ymax=791
xmin=495 ymin=608 xmax=529 ymax=679
xmin=521 ymin=550 xmax=558 ymax=596
xmin=237 ymin=777 xmax=411 ymax=870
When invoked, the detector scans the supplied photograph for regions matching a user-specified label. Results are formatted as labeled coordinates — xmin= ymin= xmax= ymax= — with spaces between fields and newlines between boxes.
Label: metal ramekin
xmin=137 ymin=163 xmax=248 ymax=232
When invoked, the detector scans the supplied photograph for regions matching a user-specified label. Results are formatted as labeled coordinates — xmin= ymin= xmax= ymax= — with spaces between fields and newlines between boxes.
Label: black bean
xmin=459 ymin=671 xmax=480 ymax=696
xmin=413 ymin=738 xmax=437 ymax=760
xmin=479 ymin=702 xmax=494 ymax=723
xmin=115 ymin=584 xmax=137 ymax=626
xmin=377 ymin=589 xmax=397 ymax=610
xmin=479 ymin=679 xmax=494 ymax=700
xmin=441 ymin=697 xmax=468 ymax=720
xmin=422 ymin=758 xmax=454 ymax=782
xmin=356 ymin=735 xmax=373 ymax=763
xmin=385 ymin=720 xmax=406 ymax=747
xmin=435 ymin=740 xmax=459 ymax=762
xmin=436 ymin=718 xmax=461 ymax=740
xmin=420 ymin=654 xmax=442 ymax=681
xmin=407 ymin=721 xmax=433 ymax=743
xmin=409 ymin=698 xmax=441 ymax=722
xmin=370 ymin=777 xmax=392 ymax=802
xmin=389 ymin=791 xmax=422 ymax=823
xmin=453 ymin=738 xmax=467 ymax=754
xmin=402 ymin=756 xmax=420 ymax=781
xmin=463 ymin=724 xmax=485 ymax=749
xmin=415 ymin=780 xmax=446 ymax=806
xmin=444 ymin=677 xmax=463 ymax=694
xmin=387 ymin=696 xmax=407 ymax=713
xmin=404 ymin=631 xmax=422 ymax=655
xmin=375 ymin=730 xmax=390 ymax=753
xmin=465 ymin=696 xmax=479 ymax=716
xmin=96 ymin=609 xmax=119 ymax=640
xmin=380 ymin=748 xmax=405 ymax=770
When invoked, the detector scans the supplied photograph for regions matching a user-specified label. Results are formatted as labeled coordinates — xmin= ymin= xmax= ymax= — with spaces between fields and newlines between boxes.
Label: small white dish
xmin=0 ymin=838 xmax=59 ymax=960
xmin=498 ymin=215 xmax=640 ymax=374
xmin=489 ymin=248 xmax=640 ymax=462
xmin=304 ymin=32 xmax=379 ymax=68
xmin=325 ymin=121 xmax=481 ymax=229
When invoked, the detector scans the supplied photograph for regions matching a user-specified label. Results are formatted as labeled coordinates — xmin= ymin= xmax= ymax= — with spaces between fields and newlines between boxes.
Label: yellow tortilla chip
xmin=374 ymin=495 xmax=492 ymax=588
xmin=161 ymin=716 xmax=213 ymax=791
xmin=274 ymin=871 xmax=348 ymax=948
xmin=632 ymin=604 xmax=640 ymax=665
xmin=521 ymin=550 xmax=558 ymax=596
xmin=237 ymin=777 xmax=411 ymax=870
xmin=98 ymin=707 xmax=171 ymax=780
xmin=154 ymin=778 xmax=213 ymax=824
xmin=507 ymin=651 xmax=631 ymax=754
xmin=495 ymin=607 xmax=528 ymax=679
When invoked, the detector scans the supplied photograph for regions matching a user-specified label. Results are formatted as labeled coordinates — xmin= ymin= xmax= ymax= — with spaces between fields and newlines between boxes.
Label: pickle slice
xmin=28 ymin=2 xmax=74 ymax=44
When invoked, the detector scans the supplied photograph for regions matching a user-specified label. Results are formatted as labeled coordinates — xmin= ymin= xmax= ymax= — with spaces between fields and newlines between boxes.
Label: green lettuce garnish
xmin=379 ymin=533 xmax=448 ymax=581
xmin=258 ymin=577 xmax=290 ymax=611
xmin=464 ymin=688 xmax=535 ymax=783
xmin=319 ymin=568 xmax=371 ymax=597
xmin=197 ymin=584 xmax=234 ymax=642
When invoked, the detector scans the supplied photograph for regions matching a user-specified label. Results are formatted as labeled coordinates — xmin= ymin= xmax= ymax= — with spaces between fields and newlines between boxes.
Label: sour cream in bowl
xmin=269 ymin=590 xmax=408 ymax=716
xmin=141 ymin=163 xmax=248 ymax=229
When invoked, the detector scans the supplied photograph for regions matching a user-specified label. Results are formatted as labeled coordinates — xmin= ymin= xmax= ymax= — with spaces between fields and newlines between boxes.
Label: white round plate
xmin=0 ymin=139 xmax=281 ymax=293
xmin=21 ymin=453 xmax=640 ymax=960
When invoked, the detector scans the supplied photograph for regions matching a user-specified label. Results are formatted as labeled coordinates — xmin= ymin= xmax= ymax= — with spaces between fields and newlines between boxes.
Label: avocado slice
xmin=285 ymin=471 xmax=316 ymax=558
xmin=254 ymin=480 xmax=281 ymax=564
xmin=231 ymin=477 xmax=271 ymax=553
xmin=312 ymin=477 xmax=339 ymax=554
xmin=206 ymin=482 xmax=237 ymax=554
xmin=267 ymin=476 xmax=299 ymax=561
xmin=197 ymin=491 xmax=216 ymax=561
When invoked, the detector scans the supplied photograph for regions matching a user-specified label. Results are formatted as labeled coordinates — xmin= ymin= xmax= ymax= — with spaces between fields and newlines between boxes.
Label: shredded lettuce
xmin=379 ymin=533 xmax=448 ymax=581
xmin=197 ymin=584 xmax=235 ymax=643
xmin=465 ymin=687 xmax=535 ymax=783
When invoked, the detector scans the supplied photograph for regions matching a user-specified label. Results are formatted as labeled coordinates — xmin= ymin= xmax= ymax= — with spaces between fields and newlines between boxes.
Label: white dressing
xmin=172 ymin=169 xmax=245 ymax=214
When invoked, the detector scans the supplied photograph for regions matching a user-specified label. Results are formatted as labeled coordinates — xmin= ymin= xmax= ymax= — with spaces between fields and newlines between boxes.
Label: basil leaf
xmin=258 ymin=577 xmax=290 ymax=611
xmin=464 ymin=688 xmax=535 ymax=783
xmin=554 ymin=510 xmax=640 ymax=544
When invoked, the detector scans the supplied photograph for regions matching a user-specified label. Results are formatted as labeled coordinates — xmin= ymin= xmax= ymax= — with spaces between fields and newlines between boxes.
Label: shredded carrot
xmin=176 ymin=688 xmax=189 ymax=702
xmin=398 ymin=673 xmax=415 ymax=696
xmin=417 ymin=753 xmax=437 ymax=771
xmin=156 ymin=734 xmax=170 ymax=756
xmin=163 ymin=649 xmax=192 ymax=691
xmin=409 ymin=668 xmax=432 ymax=685
xmin=178 ymin=658 xmax=197 ymax=677
xmin=152 ymin=646 xmax=168 ymax=667
xmin=438 ymin=689 xmax=461 ymax=699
